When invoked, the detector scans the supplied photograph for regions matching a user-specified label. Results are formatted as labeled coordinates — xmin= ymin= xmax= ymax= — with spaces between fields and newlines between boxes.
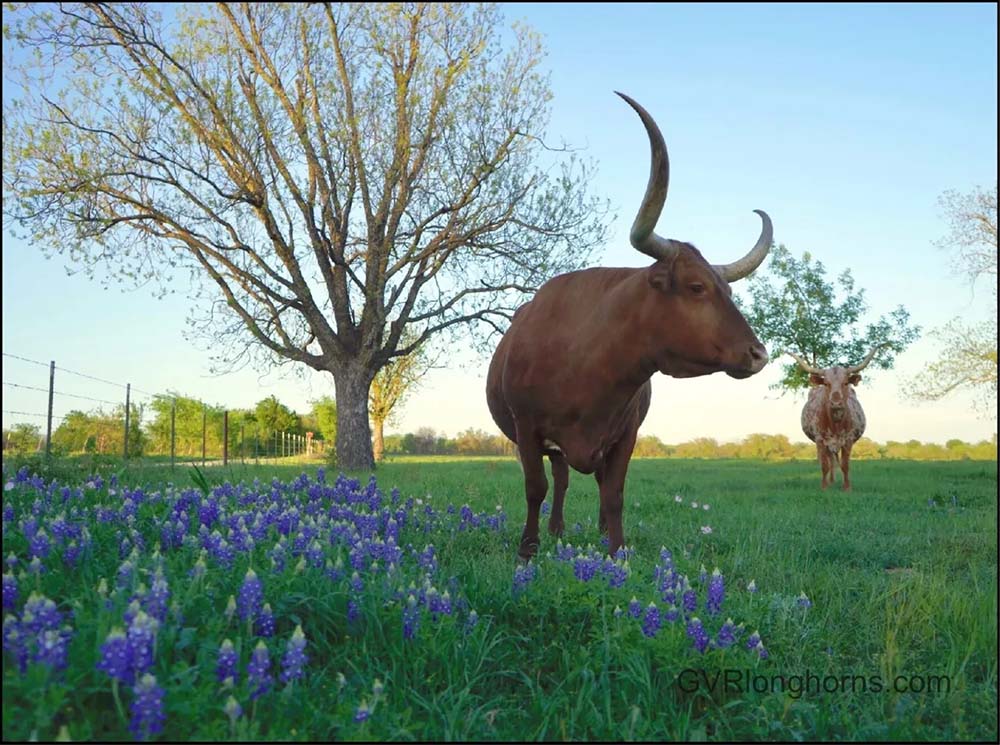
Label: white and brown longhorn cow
xmin=789 ymin=348 xmax=882 ymax=490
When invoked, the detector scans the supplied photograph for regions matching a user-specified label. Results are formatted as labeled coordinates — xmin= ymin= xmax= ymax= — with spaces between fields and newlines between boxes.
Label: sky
xmin=2 ymin=2 xmax=997 ymax=445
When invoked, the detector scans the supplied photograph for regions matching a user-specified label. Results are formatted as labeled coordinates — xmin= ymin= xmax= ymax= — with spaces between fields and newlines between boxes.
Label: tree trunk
xmin=333 ymin=365 xmax=376 ymax=471
xmin=373 ymin=417 xmax=385 ymax=462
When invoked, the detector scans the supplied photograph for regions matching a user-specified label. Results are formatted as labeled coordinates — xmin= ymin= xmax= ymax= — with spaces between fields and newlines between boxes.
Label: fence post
xmin=170 ymin=398 xmax=176 ymax=469
xmin=123 ymin=383 xmax=131 ymax=459
xmin=45 ymin=360 xmax=55 ymax=457
xmin=201 ymin=404 xmax=207 ymax=466
xmin=240 ymin=424 xmax=245 ymax=464
xmin=223 ymin=410 xmax=229 ymax=467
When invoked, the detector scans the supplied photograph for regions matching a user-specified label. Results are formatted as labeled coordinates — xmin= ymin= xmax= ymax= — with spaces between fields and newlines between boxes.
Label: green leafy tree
xmin=370 ymin=336 xmax=433 ymax=462
xmin=4 ymin=423 xmax=42 ymax=453
xmin=906 ymin=184 xmax=997 ymax=416
xmin=2 ymin=3 xmax=609 ymax=470
xmin=52 ymin=406 xmax=145 ymax=456
xmin=739 ymin=245 xmax=920 ymax=391
xmin=254 ymin=396 xmax=301 ymax=442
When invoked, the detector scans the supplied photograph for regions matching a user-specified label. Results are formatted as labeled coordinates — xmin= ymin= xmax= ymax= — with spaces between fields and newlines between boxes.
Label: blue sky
xmin=2 ymin=3 xmax=997 ymax=444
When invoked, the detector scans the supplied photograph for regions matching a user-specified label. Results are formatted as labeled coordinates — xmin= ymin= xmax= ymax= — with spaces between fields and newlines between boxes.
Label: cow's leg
xmin=840 ymin=443 xmax=853 ymax=491
xmin=599 ymin=430 xmax=638 ymax=557
xmin=815 ymin=443 xmax=829 ymax=488
xmin=516 ymin=429 xmax=548 ymax=561
xmin=547 ymin=452 xmax=568 ymax=537
xmin=595 ymin=465 xmax=607 ymax=534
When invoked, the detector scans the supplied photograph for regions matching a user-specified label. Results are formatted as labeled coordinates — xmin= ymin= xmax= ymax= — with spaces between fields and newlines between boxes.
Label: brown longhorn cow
xmin=486 ymin=92 xmax=773 ymax=560
xmin=788 ymin=347 xmax=881 ymax=490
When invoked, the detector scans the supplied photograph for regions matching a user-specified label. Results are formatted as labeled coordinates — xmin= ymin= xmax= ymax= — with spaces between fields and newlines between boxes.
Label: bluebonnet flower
xmin=628 ymin=596 xmax=642 ymax=618
xmin=146 ymin=571 xmax=170 ymax=622
xmin=3 ymin=615 xmax=29 ymax=673
xmin=540 ymin=501 xmax=550 ymax=515
xmin=256 ymin=603 xmax=275 ymax=637
xmin=247 ymin=641 xmax=273 ymax=700
xmin=116 ymin=558 xmax=135 ymax=589
xmin=746 ymin=631 xmax=761 ymax=651
xmin=747 ymin=579 xmax=758 ymax=594
xmin=225 ymin=595 xmax=237 ymax=624
xmin=664 ymin=604 xmax=680 ymax=623
xmin=682 ymin=586 xmax=698 ymax=614
xmin=513 ymin=562 xmax=537 ymax=595
xmin=797 ymin=592 xmax=812 ymax=609
xmin=347 ymin=599 xmax=361 ymax=625
xmin=280 ymin=625 xmax=308 ymax=684
xmin=716 ymin=618 xmax=737 ymax=648
xmin=28 ymin=529 xmax=51 ymax=559
xmin=354 ymin=701 xmax=371 ymax=722
xmin=129 ymin=673 xmax=166 ymax=741
xmin=572 ymin=553 xmax=600 ymax=582
xmin=349 ymin=572 xmax=364 ymax=593
xmin=641 ymin=603 xmax=662 ymax=638
xmin=699 ymin=564 xmax=708 ymax=584
xmin=23 ymin=593 xmax=62 ymax=632
xmin=34 ymin=628 xmax=71 ymax=671
xmin=127 ymin=610 xmax=158 ymax=677
xmin=755 ymin=640 xmax=769 ymax=660
xmin=465 ymin=609 xmax=479 ymax=634
xmin=613 ymin=605 xmax=623 ymax=619
xmin=2 ymin=573 xmax=16 ymax=611
xmin=237 ymin=569 xmax=263 ymax=623
xmin=27 ymin=556 xmax=43 ymax=576
xmin=402 ymin=595 xmax=420 ymax=640
xmin=605 ymin=559 xmax=628 ymax=589
xmin=62 ymin=540 xmax=82 ymax=567
xmin=686 ymin=617 xmax=710 ymax=654
xmin=216 ymin=639 xmax=238 ymax=683
xmin=706 ymin=569 xmax=724 ymax=616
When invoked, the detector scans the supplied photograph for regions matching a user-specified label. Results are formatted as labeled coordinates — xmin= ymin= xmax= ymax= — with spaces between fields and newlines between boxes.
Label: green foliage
xmin=738 ymin=245 xmax=921 ymax=391
xmin=309 ymin=396 xmax=338 ymax=443
xmin=50 ymin=405 xmax=145 ymax=456
xmin=2 ymin=422 xmax=42 ymax=453
xmin=253 ymin=396 xmax=301 ymax=440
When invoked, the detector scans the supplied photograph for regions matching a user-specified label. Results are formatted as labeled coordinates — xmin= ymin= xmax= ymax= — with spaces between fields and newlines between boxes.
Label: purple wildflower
xmin=513 ymin=562 xmax=537 ymax=595
xmin=256 ymin=603 xmax=275 ymax=637
xmin=716 ymin=618 xmax=737 ymax=648
xmin=216 ymin=639 xmax=238 ymax=683
xmin=279 ymin=625 xmax=308 ymax=684
xmin=682 ymin=586 xmax=698 ymax=614
xmin=628 ymin=596 xmax=642 ymax=618
xmin=129 ymin=673 xmax=166 ymax=741
xmin=746 ymin=631 xmax=761 ymax=651
xmin=755 ymin=641 xmax=769 ymax=660
xmin=347 ymin=599 xmax=360 ymax=625
xmin=641 ymin=603 xmax=662 ymax=638
xmin=402 ymin=595 xmax=420 ymax=640
xmin=28 ymin=529 xmax=51 ymax=559
xmin=354 ymin=701 xmax=371 ymax=722
xmin=2 ymin=573 xmax=16 ymax=611
xmin=465 ymin=609 xmax=479 ymax=634
xmin=706 ymin=568 xmax=724 ymax=616
xmin=126 ymin=610 xmax=158 ymax=677
xmin=34 ymin=628 xmax=71 ymax=671
xmin=797 ymin=592 xmax=812 ymax=609
xmin=237 ymin=569 xmax=263 ymax=623
xmin=3 ymin=616 xmax=29 ymax=673
xmin=686 ymin=617 xmax=710 ymax=654
xmin=747 ymin=579 xmax=758 ymax=594
xmin=247 ymin=641 xmax=273 ymax=700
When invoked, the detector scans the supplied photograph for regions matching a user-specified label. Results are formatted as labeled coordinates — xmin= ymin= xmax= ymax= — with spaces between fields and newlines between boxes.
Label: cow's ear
xmin=848 ymin=373 xmax=861 ymax=386
xmin=647 ymin=258 xmax=676 ymax=293
xmin=808 ymin=373 xmax=825 ymax=386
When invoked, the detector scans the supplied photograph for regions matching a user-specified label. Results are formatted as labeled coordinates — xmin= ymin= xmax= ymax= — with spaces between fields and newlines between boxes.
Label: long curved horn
xmin=846 ymin=345 xmax=883 ymax=374
xmin=787 ymin=351 xmax=824 ymax=374
xmin=713 ymin=210 xmax=773 ymax=282
xmin=616 ymin=91 xmax=685 ymax=262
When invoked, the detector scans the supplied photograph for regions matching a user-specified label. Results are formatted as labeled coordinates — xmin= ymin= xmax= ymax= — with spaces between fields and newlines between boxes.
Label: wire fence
xmin=1 ymin=351 xmax=327 ymax=467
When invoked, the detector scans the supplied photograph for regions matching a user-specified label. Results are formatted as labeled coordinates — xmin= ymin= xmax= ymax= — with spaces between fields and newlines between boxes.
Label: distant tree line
xmin=1 ymin=394 xmax=337 ymax=459
xmin=3 ymin=415 xmax=995 ymax=463
xmin=376 ymin=428 xmax=997 ymax=462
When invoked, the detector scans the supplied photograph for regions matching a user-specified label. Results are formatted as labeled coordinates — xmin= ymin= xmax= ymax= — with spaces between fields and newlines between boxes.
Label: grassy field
xmin=1 ymin=454 xmax=996 ymax=741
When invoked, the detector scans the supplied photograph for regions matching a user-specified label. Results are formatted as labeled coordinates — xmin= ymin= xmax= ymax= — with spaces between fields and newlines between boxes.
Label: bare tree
xmin=907 ymin=184 xmax=997 ymax=416
xmin=2 ymin=3 xmax=609 ymax=468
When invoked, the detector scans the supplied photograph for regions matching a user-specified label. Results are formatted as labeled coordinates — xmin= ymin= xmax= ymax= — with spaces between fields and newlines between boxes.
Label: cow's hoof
xmin=547 ymin=519 xmax=564 ymax=537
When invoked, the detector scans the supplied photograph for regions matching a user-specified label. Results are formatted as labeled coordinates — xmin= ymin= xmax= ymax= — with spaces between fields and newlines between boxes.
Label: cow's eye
xmin=689 ymin=282 xmax=706 ymax=295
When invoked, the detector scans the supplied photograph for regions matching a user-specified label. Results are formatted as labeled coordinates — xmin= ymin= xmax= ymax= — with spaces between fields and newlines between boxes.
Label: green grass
xmin=2 ymin=455 xmax=996 ymax=741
